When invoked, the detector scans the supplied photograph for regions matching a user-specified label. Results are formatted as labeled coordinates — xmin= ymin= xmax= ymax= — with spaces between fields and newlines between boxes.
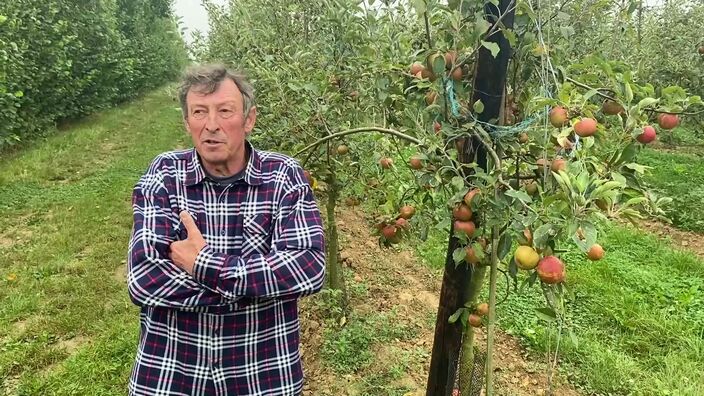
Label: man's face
xmin=184 ymin=79 xmax=256 ymax=170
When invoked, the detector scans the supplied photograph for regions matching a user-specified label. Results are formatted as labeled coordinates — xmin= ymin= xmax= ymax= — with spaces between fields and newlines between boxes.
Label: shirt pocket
xmin=242 ymin=213 xmax=273 ymax=256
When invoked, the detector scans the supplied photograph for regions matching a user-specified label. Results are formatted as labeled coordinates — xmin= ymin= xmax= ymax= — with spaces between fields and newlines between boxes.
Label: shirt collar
xmin=185 ymin=140 xmax=263 ymax=187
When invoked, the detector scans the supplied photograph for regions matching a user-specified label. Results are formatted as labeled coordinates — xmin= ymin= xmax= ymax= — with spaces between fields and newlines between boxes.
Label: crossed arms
xmin=126 ymin=165 xmax=326 ymax=308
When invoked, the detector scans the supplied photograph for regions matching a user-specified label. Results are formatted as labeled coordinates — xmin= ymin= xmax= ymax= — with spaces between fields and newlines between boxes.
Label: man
xmin=127 ymin=63 xmax=326 ymax=396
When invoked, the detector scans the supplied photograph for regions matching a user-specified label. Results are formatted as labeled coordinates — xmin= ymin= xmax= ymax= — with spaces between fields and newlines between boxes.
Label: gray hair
xmin=178 ymin=63 xmax=255 ymax=119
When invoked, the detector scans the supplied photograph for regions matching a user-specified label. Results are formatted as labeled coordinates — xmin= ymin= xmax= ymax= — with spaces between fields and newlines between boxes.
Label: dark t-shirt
xmin=203 ymin=167 xmax=245 ymax=185
xmin=200 ymin=147 xmax=249 ymax=185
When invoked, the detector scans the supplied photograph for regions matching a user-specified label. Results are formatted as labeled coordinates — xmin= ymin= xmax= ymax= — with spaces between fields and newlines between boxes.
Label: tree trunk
xmin=325 ymin=170 xmax=349 ymax=312
xmin=425 ymin=1 xmax=515 ymax=395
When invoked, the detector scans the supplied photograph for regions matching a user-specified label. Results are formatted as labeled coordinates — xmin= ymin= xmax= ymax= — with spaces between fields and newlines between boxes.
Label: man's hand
xmin=169 ymin=211 xmax=207 ymax=275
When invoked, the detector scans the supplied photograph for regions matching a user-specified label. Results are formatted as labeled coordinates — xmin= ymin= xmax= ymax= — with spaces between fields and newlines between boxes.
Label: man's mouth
xmin=203 ymin=139 xmax=223 ymax=145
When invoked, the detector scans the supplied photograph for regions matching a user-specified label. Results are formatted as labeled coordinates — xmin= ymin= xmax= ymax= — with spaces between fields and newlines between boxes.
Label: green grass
xmin=639 ymin=146 xmax=704 ymax=232
xmin=416 ymin=223 xmax=704 ymax=396
xmin=0 ymin=86 xmax=190 ymax=394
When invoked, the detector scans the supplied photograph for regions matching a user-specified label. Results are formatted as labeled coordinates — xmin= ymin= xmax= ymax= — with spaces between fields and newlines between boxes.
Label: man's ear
xmin=244 ymin=106 xmax=257 ymax=135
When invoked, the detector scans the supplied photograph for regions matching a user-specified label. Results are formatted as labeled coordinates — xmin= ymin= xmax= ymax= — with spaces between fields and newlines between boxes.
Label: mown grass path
xmin=0 ymin=87 xmax=189 ymax=395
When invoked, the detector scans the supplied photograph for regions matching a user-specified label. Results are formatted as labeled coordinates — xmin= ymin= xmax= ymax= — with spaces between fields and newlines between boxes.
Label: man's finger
xmin=179 ymin=211 xmax=202 ymax=237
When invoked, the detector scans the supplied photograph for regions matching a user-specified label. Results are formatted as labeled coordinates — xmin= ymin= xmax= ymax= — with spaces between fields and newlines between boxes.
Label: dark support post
xmin=425 ymin=1 xmax=515 ymax=395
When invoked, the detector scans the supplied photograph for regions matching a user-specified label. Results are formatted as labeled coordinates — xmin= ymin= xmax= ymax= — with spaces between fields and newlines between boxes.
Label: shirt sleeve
xmin=190 ymin=171 xmax=326 ymax=300
xmin=127 ymin=165 xmax=226 ymax=308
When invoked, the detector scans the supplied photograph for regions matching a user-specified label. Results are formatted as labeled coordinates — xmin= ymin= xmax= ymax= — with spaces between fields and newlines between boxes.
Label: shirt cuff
xmin=192 ymin=245 xmax=229 ymax=291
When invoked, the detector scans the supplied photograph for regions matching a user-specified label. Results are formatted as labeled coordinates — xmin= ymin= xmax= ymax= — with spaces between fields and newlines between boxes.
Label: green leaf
xmin=575 ymin=171 xmax=590 ymax=194
xmin=501 ymin=29 xmax=518 ymax=47
xmin=637 ymin=97 xmax=659 ymax=110
xmin=0 ymin=15 xmax=7 ymax=24
xmin=624 ymin=82 xmax=634 ymax=103
xmin=13 ymin=91 xmax=23 ymax=98
xmin=535 ymin=307 xmax=557 ymax=322
xmin=473 ymin=99 xmax=485 ymax=114
xmin=581 ymin=88 xmax=599 ymax=105
xmin=481 ymin=41 xmax=500 ymax=58
xmin=453 ymin=247 xmax=467 ymax=265
xmin=505 ymin=189 xmax=533 ymax=204
xmin=580 ymin=221 xmax=597 ymax=250
xmin=474 ymin=13 xmax=491 ymax=36
xmin=508 ymin=255 xmax=518 ymax=283
xmin=622 ymin=196 xmax=647 ymax=209
xmin=448 ymin=307 xmax=467 ymax=324
xmin=471 ymin=242 xmax=486 ymax=262
xmin=624 ymin=163 xmax=649 ymax=174
xmin=411 ymin=0 xmax=427 ymax=16
xmin=451 ymin=176 xmax=465 ymax=191
xmin=430 ymin=54 xmax=446 ymax=75
xmin=498 ymin=233 xmax=512 ymax=260
xmin=534 ymin=223 xmax=555 ymax=247
xmin=611 ymin=171 xmax=627 ymax=185
xmin=618 ymin=142 xmax=638 ymax=165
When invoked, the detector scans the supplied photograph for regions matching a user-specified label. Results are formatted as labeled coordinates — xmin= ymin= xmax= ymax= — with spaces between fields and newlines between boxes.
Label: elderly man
xmin=127 ymin=63 xmax=326 ymax=395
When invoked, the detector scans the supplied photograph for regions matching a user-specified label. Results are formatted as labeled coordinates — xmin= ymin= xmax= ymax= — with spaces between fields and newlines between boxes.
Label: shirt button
xmin=220 ymin=228 xmax=226 ymax=236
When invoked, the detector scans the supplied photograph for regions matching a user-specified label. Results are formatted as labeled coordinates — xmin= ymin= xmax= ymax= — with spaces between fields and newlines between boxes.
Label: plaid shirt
xmin=127 ymin=142 xmax=326 ymax=395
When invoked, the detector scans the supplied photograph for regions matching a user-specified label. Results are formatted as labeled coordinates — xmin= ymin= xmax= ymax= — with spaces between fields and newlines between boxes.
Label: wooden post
xmin=425 ymin=1 xmax=515 ymax=395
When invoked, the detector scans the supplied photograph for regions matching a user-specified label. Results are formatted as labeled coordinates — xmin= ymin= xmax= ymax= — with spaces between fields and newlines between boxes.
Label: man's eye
xmin=219 ymin=109 xmax=235 ymax=118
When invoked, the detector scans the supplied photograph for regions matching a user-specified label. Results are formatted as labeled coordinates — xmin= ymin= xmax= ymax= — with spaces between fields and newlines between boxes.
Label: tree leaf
xmin=505 ymin=189 xmax=533 ymax=204
xmin=624 ymin=82 xmax=634 ymax=103
xmin=637 ymin=97 xmax=659 ymax=110
xmin=453 ymin=247 xmax=467 ymax=265
xmin=474 ymin=13 xmax=491 ymax=36
xmin=411 ymin=0 xmax=426 ymax=16
xmin=508 ymin=255 xmax=518 ymax=284
xmin=535 ymin=307 xmax=557 ymax=322
xmin=624 ymin=163 xmax=649 ymax=174
xmin=473 ymin=99 xmax=485 ymax=114
xmin=498 ymin=232 xmax=513 ymax=260
xmin=533 ymin=223 xmax=555 ymax=247
xmin=481 ymin=41 xmax=500 ymax=58
xmin=448 ymin=307 xmax=467 ymax=324
xmin=471 ymin=242 xmax=486 ymax=261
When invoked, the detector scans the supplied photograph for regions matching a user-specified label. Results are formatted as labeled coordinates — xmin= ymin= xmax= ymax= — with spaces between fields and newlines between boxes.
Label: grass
xmin=415 ymin=221 xmax=704 ymax=395
xmin=639 ymin=145 xmax=704 ymax=233
xmin=0 ymin=86 xmax=189 ymax=395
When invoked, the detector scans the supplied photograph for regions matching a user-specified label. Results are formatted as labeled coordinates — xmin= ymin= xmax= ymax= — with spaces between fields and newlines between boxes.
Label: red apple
xmin=637 ymin=125 xmax=657 ymax=144
xmin=574 ymin=118 xmax=598 ymax=137
xmin=657 ymin=113 xmax=679 ymax=130
xmin=537 ymin=256 xmax=565 ymax=284
xmin=549 ymin=107 xmax=568 ymax=128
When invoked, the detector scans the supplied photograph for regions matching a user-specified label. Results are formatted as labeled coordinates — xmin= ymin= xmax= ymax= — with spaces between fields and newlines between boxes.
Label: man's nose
xmin=204 ymin=113 xmax=220 ymax=131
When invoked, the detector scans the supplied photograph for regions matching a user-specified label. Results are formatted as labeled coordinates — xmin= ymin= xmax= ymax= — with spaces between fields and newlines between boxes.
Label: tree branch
xmin=293 ymin=127 xmax=422 ymax=158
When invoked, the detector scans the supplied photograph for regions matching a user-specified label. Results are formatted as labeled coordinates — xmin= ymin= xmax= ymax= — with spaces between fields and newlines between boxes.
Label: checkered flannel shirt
xmin=127 ymin=142 xmax=326 ymax=395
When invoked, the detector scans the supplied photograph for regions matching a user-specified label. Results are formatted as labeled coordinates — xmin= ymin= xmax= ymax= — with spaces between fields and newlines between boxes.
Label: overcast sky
xmin=173 ymin=0 xmax=227 ymax=43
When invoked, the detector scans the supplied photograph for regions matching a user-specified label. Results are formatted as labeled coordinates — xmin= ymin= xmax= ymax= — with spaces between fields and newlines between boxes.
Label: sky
xmin=172 ymin=0 xmax=227 ymax=44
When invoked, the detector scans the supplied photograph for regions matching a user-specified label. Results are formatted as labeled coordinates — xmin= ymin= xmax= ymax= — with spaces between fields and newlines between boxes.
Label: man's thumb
xmin=179 ymin=211 xmax=201 ymax=236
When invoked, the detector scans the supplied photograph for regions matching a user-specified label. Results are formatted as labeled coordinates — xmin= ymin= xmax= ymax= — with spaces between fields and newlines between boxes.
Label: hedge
xmin=0 ymin=0 xmax=188 ymax=148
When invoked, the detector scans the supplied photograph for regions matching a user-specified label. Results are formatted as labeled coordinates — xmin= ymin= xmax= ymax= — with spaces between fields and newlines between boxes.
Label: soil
xmin=626 ymin=218 xmax=704 ymax=258
xmin=299 ymin=208 xmax=580 ymax=396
